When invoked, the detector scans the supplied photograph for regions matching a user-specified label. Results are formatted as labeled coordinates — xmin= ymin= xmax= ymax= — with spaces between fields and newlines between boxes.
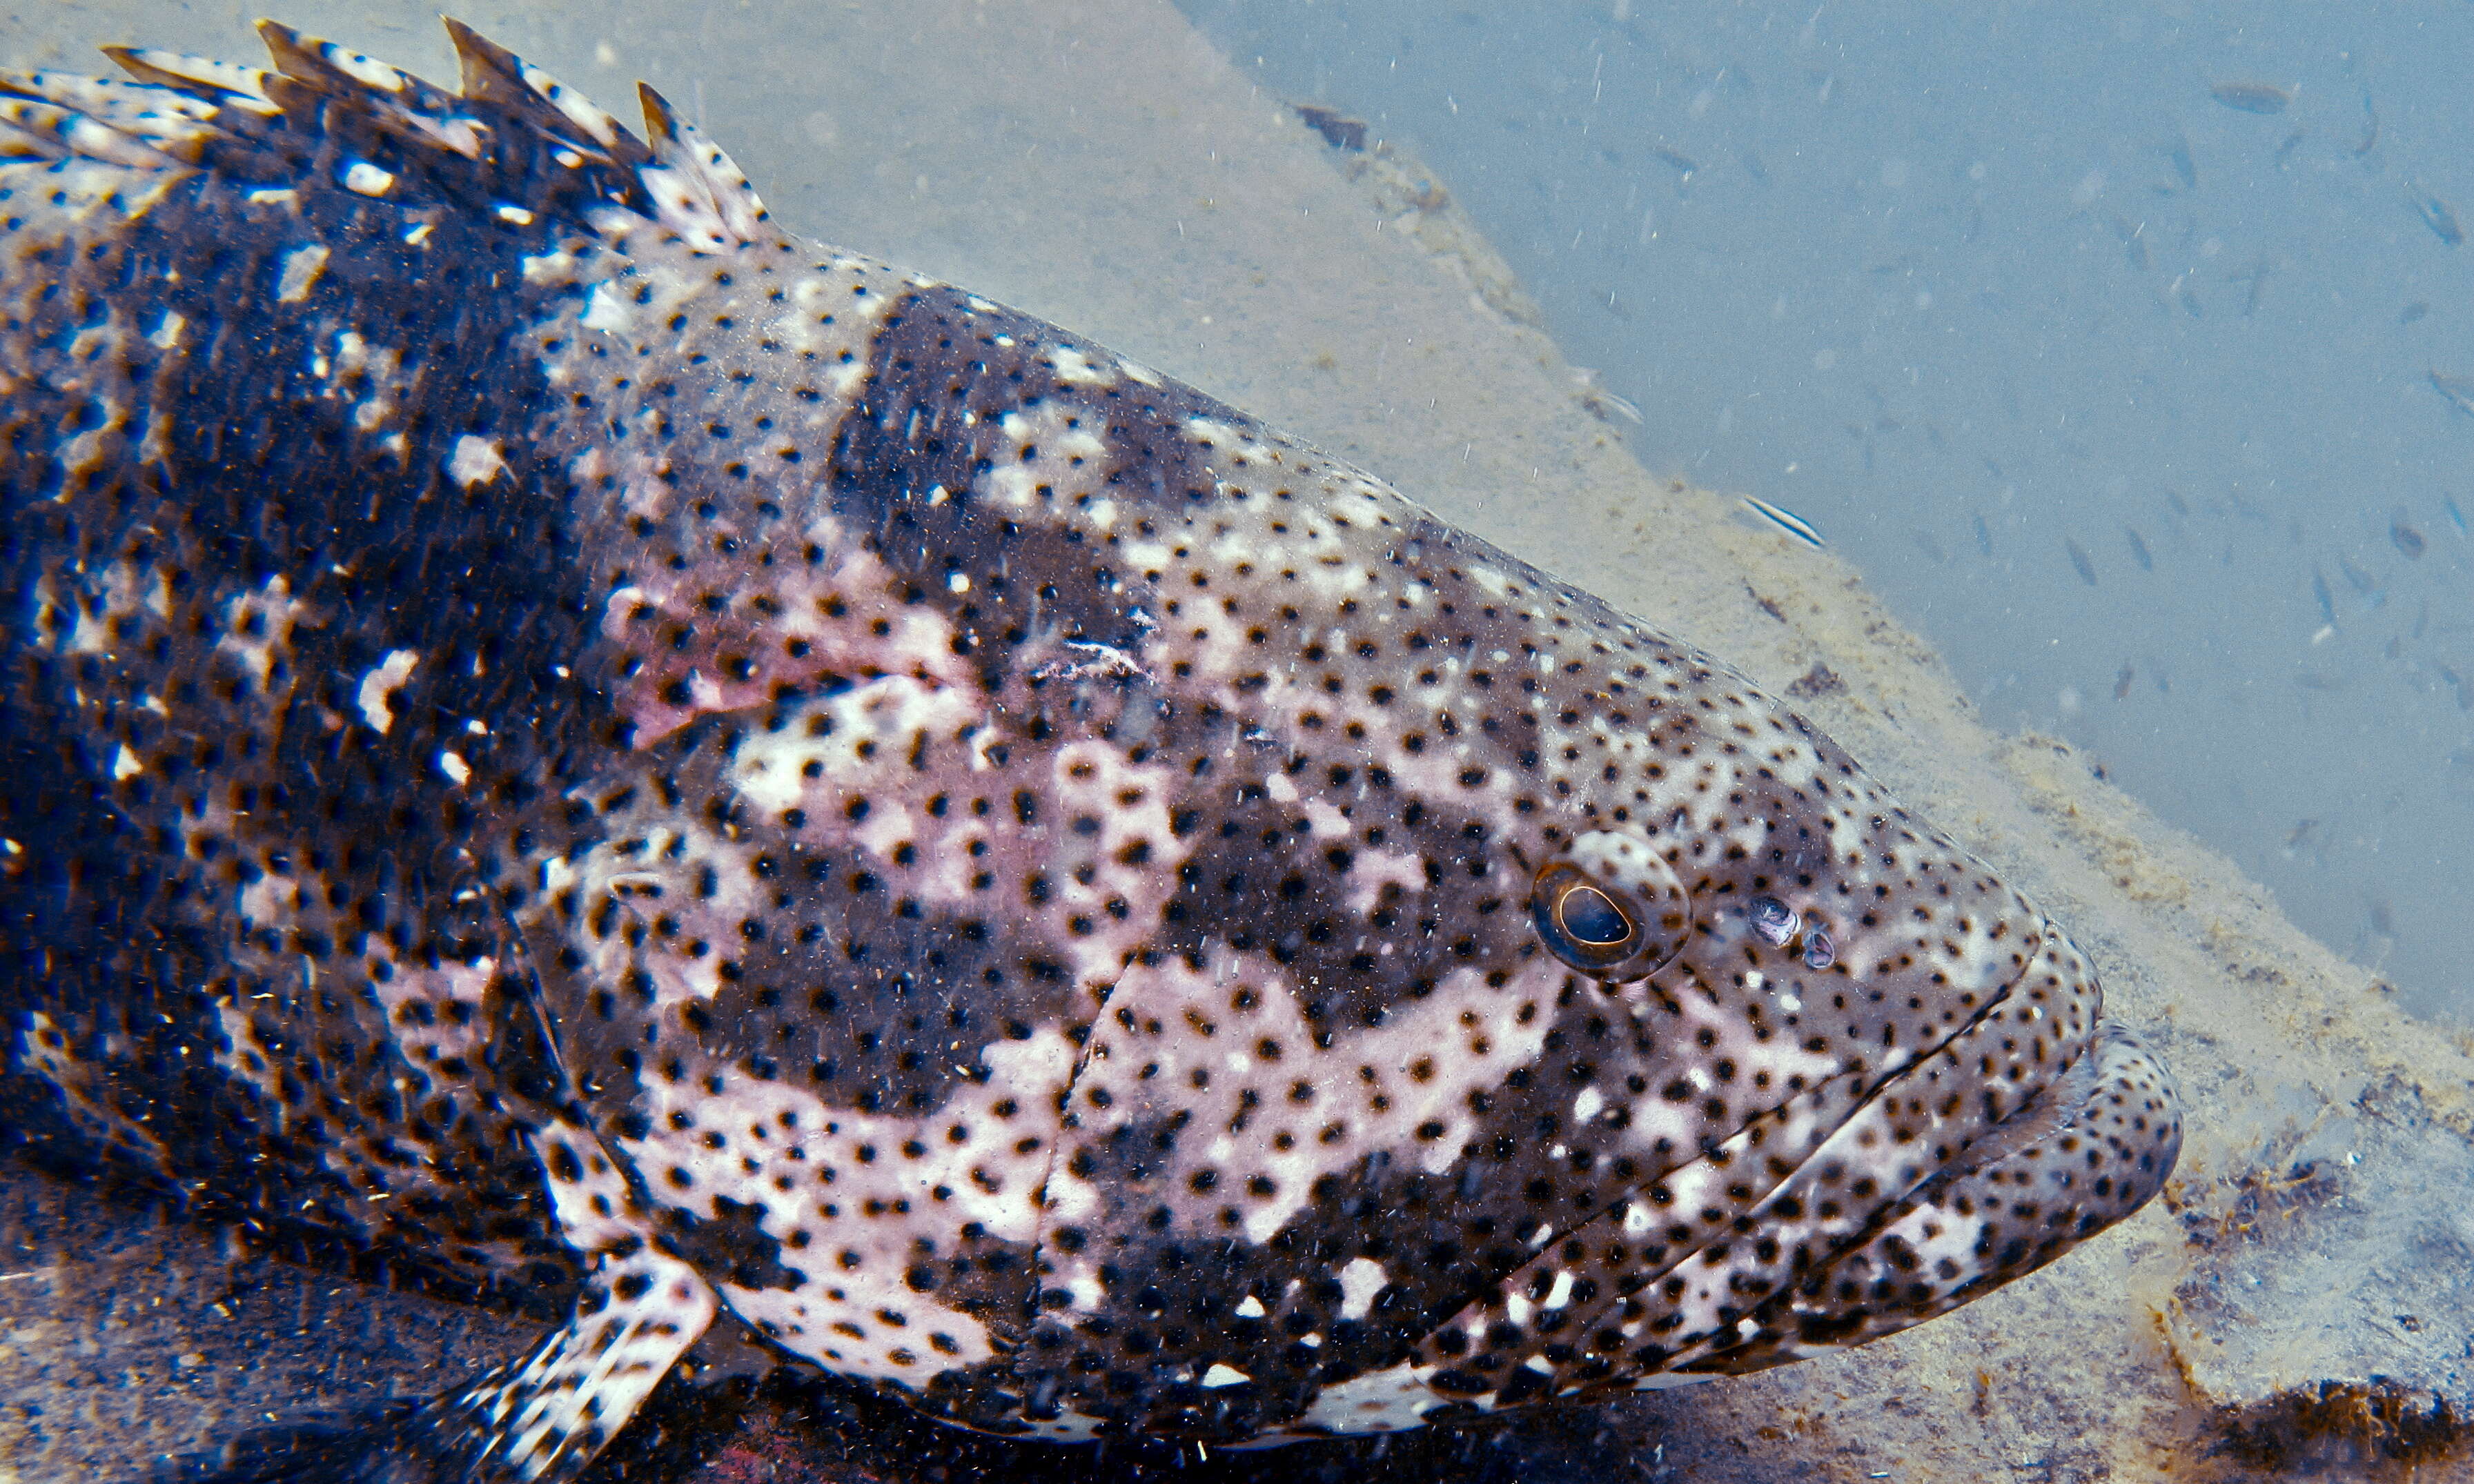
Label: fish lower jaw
xmin=1716 ymin=1020 xmax=2185 ymax=1374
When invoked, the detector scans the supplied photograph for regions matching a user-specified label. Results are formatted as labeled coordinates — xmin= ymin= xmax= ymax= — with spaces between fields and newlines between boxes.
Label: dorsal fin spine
xmin=635 ymin=82 xmax=772 ymax=246
xmin=77 ymin=19 xmax=776 ymax=258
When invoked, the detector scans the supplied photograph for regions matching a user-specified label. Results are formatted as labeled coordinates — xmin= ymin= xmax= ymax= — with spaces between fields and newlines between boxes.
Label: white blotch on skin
xmin=449 ymin=435 xmax=507 ymax=488
xmin=582 ymin=282 xmax=632 ymax=332
xmin=62 ymin=561 xmax=148 ymax=657
xmin=1290 ymin=1362 xmax=1444 ymax=1432
xmin=356 ymin=649 xmax=419 ymax=733
xmin=617 ymin=1025 xmax=1083 ymax=1383
xmin=1064 ymin=1268 xmax=1107 ymax=1312
xmin=521 ymin=250 xmax=581 ymax=284
xmin=214 ymin=575 xmax=311 ymax=695
xmin=234 ymin=862 xmax=302 ymax=933
xmin=1053 ymin=947 xmax=1560 ymax=1243
xmin=1048 ymin=345 xmax=1114 ymax=386
xmin=980 ymin=404 xmax=1112 ymax=516
xmin=1337 ymin=1257 xmax=1388 ymax=1320
xmin=275 ymin=244 xmax=328 ymax=302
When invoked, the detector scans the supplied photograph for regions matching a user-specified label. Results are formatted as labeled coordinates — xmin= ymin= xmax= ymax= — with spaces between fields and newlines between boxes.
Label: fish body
xmin=2411 ymin=186 xmax=2466 ymax=247
xmin=2164 ymin=133 xmax=2197 ymax=192
xmin=2391 ymin=513 xmax=2426 ymax=559
xmin=2065 ymin=537 xmax=2099 ymax=587
xmin=0 ymin=22 xmax=2182 ymax=1480
xmin=2429 ymin=368 xmax=2474 ymax=417
xmin=1736 ymin=495 xmax=1825 ymax=548
xmin=2208 ymin=79 xmax=2293 ymax=115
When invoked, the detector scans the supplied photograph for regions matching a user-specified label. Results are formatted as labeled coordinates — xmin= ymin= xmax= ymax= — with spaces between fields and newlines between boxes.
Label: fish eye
xmin=1530 ymin=831 xmax=1692 ymax=981
xmin=1555 ymin=884 xmax=1631 ymax=946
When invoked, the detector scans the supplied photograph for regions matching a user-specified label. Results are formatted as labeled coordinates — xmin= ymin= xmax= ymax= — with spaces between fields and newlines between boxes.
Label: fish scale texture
xmin=0 ymin=19 xmax=2182 ymax=1481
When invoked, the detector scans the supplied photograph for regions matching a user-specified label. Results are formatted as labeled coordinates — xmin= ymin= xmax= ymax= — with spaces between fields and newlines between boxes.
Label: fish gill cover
xmin=0 ymin=18 xmax=2179 ymax=1481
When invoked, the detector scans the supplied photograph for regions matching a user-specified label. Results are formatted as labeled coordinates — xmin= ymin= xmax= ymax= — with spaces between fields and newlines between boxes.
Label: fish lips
xmin=1653 ymin=917 xmax=2166 ymax=1335
xmin=1415 ymin=914 xmax=2180 ymax=1402
xmin=1662 ymin=916 xmax=2180 ymax=1360
xmin=1669 ymin=1012 xmax=2186 ymax=1381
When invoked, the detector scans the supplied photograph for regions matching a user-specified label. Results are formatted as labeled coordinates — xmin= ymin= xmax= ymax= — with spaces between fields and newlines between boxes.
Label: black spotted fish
xmin=0 ymin=21 xmax=2182 ymax=1481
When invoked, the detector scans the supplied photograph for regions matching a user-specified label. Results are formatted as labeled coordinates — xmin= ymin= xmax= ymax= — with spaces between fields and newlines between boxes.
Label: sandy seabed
xmin=2 ymin=1 xmax=2470 ymax=1479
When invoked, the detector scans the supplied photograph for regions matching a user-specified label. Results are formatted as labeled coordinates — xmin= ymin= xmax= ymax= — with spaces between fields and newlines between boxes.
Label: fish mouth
xmin=1665 ymin=918 xmax=2186 ymax=1367
xmin=1763 ymin=1018 xmax=2183 ymax=1351
xmin=1408 ymin=918 xmax=2183 ymax=1407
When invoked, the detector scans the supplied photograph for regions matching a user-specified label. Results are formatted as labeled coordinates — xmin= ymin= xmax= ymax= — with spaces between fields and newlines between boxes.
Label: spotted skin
xmin=0 ymin=21 xmax=2182 ymax=1480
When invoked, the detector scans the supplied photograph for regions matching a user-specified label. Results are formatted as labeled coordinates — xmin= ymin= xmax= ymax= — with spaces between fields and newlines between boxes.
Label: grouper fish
xmin=0 ymin=21 xmax=2183 ymax=1481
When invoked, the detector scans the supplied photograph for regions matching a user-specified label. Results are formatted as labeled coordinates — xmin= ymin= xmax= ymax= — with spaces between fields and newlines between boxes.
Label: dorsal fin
xmin=255 ymin=21 xmax=489 ymax=161
xmin=633 ymin=83 xmax=773 ymax=251
xmin=99 ymin=44 xmax=282 ymax=116
xmin=76 ymin=19 xmax=775 ymax=258
xmin=443 ymin=19 xmax=639 ymax=164
xmin=0 ymin=74 xmax=203 ymax=168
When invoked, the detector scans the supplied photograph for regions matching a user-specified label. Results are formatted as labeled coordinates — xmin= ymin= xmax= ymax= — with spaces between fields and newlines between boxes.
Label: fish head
xmin=482 ymin=233 xmax=2179 ymax=1436
xmin=508 ymin=313 xmax=2181 ymax=1437
xmin=927 ymin=504 xmax=2186 ymax=1434
xmin=1436 ymin=644 xmax=2181 ymax=1389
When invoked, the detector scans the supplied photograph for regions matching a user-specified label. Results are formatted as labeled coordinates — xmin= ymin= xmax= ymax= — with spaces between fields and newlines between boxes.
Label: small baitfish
xmin=0 ymin=21 xmax=2182 ymax=1481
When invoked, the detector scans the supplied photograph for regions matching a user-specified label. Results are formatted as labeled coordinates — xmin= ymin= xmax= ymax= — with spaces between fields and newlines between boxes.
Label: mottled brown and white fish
xmin=0 ymin=21 xmax=2181 ymax=1482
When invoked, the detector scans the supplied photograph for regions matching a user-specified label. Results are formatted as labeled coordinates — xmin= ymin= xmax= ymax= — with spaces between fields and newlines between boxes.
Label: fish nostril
xmin=1748 ymin=895 xmax=1796 ymax=946
xmin=1801 ymin=924 xmax=1838 ymax=971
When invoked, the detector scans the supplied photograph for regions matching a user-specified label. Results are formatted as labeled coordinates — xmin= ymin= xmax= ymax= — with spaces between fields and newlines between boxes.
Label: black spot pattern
xmin=0 ymin=20 xmax=2183 ymax=1476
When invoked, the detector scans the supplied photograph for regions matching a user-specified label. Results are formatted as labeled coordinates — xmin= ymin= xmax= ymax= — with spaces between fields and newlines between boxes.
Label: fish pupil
xmin=1557 ymin=884 xmax=1632 ymax=946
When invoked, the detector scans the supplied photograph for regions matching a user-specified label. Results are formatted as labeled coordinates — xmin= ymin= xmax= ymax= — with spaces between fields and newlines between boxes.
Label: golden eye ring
xmin=1529 ymin=831 xmax=1693 ymax=981
xmin=1553 ymin=880 xmax=1634 ymax=947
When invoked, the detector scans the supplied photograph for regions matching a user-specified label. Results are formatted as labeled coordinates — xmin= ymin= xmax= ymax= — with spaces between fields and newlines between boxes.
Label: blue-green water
xmin=1183 ymin=0 xmax=2474 ymax=1023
